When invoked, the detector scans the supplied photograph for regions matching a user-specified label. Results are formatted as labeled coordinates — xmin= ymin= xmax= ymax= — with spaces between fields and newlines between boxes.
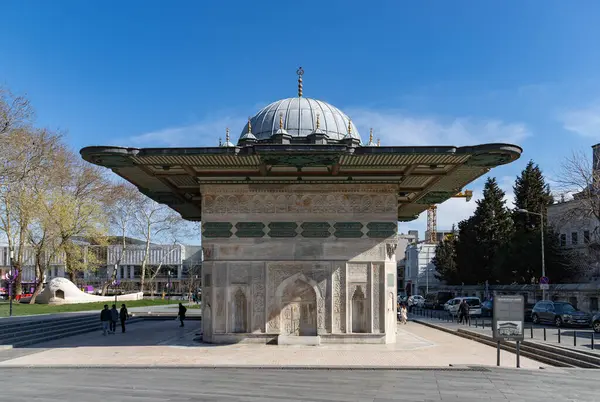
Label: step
xmin=457 ymin=329 xmax=600 ymax=369
xmin=278 ymin=335 xmax=321 ymax=346
xmin=0 ymin=317 xmax=101 ymax=343
xmin=0 ymin=314 xmax=97 ymax=334
xmin=7 ymin=318 xmax=144 ymax=348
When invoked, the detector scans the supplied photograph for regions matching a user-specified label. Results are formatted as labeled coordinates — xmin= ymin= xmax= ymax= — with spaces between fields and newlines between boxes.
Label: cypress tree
xmin=507 ymin=160 xmax=573 ymax=283
xmin=455 ymin=177 xmax=513 ymax=284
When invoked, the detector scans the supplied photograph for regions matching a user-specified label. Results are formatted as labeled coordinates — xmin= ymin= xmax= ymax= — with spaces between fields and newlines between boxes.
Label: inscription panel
xmin=347 ymin=263 xmax=368 ymax=282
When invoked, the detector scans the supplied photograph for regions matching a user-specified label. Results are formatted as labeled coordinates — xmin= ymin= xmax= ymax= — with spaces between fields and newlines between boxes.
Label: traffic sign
xmin=540 ymin=284 xmax=549 ymax=290
xmin=539 ymin=276 xmax=549 ymax=285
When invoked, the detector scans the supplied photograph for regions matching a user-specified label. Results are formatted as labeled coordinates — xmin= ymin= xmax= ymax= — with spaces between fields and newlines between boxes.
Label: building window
xmin=571 ymin=232 xmax=578 ymax=245
xmin=560 ymin=234 xmax=566 ymax=247
xmin=584 ymin=230 xmax=591 ymax=244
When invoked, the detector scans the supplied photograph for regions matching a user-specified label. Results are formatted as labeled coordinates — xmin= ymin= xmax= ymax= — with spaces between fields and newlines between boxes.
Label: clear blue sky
xmin=2 ymin=0 xmax=600 ymax=236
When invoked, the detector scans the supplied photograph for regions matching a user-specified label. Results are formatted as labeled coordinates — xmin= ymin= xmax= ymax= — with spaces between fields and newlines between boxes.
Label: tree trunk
xmin=29 ymin=262 xmax=44 ymax=304
xmin=140 ymin=232 xmax=151 ymax=293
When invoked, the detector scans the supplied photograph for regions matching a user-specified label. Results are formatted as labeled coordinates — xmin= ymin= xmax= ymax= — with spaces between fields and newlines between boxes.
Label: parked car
xmin=531 ymin=301 xmax=591 ymax=327
xmin=482 ymin=300 xmax=534 ymax=321
xmin=408 ymin=295 xmax=425 ymax=308
xmin=481 ymin=300 xmax=493 ymax=317
xmin=592 ymin=312 xmax=600 ymax=333
xmin=423 ymin=292 xmax=454 ymax=310
xmin=446 ymin=297 xmax=482 ymax=317
xmin=524 ymin=303 xmax=535 ymax=322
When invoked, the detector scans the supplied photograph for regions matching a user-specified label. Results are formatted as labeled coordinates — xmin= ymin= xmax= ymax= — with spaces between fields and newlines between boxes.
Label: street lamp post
xmin=516 ymin=208 xmax=546 ymax=300
xmin=6 ymin=250 xmax=19 ymax=318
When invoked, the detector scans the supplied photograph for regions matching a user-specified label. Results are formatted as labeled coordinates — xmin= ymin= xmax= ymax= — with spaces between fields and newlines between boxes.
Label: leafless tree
xmin=133 ymin=197 xmax=192 ymax=293
xmin=556 ymin=150 xmax=600 ymax=279
xmin=99 ymin=183 xmax=143 ymax=295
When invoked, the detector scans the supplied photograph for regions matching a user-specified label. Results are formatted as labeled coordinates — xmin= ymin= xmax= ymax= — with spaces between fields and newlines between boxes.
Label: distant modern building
xmin=0 ymin=238 xmax=202 ymax=294
xmin=404 ymin=242 xmax=439 ymax=296
xmin=396 ymin=231 xmax=418 ymax=294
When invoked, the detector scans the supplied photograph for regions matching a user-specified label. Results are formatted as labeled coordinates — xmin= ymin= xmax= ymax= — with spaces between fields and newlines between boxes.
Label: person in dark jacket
xmin=109 ymin=305 xmax=119 ymax=334
xmin=119 ymin=304 xmax=128 ymax=333
xmin=100 ymin=305 xmax=111 ymax=335
xmin=178 ymin=303 xmax=187 ymax=327
xmin=458 ymin=300 xmax=469 ymax=324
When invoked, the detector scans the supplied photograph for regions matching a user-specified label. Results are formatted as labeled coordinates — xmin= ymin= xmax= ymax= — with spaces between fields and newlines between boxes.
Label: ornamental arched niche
xmin=274 ymin=272 xmax=324 ymax=334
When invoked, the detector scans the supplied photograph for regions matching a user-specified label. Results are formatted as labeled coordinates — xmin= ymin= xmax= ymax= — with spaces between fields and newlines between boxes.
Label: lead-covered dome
xmin=240 ymin=97 xmax=361 ymax=142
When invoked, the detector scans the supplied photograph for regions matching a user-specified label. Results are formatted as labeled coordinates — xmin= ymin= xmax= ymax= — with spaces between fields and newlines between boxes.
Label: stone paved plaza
xmin=1 ymin=366 xmax=598 ymax=402
xmin=0 ymin=320 xmax=544 ymax=369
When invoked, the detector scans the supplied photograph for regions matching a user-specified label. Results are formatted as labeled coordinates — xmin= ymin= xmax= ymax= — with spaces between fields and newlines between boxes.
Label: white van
xmin=446 ymin=297 xmax=482 ymax=317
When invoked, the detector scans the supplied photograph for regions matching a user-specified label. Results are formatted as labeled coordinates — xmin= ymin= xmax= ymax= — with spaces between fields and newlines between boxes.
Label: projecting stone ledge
xmin=278 ymin=335 xmax=321 ymax=346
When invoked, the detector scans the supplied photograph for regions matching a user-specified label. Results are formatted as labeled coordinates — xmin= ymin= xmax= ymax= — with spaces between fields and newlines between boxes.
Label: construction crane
xmin=426 ymin=190 xmax=473 ymax=243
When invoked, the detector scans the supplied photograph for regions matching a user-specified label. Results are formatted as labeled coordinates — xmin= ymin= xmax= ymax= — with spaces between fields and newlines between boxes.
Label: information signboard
xmin=492 ymin=295 xmax=525 ymax=342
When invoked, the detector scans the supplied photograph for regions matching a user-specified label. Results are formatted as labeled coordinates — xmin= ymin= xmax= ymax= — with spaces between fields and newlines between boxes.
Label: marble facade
xmin=200 ymin=184 xmax=398 ymax=344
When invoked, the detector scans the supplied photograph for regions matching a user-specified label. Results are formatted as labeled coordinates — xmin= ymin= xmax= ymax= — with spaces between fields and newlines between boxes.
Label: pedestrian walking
xmin=400 ymin=303 xmax=408 ymax=325
xmin=109 ymin=304 xmax=119 ymax=334
xmin=177 ymin=303 xmax=187 ymax=327
xmin=119 ymin=304 xmax=128 ymax=333
xmin=100 ymin=305 xmax=111 ymax=335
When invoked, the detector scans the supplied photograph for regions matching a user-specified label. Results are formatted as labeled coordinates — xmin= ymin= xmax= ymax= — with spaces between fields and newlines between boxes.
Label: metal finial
xmin=219 ymin=137 xmax=222 ymax=146
xmin=347 ymin=118 xmax=352 ymax=135
xmin=226 ymin=128 xmax=230 ymax=142
xmin=279 ymin=112 xmax=284 ymax=129
xmin=297 ymin=66 xmax=304 ymax=97
xmin=316 ymin=113 xmax=320 ymax=129
xmin=247 ymin=117 xmax=252 ymax=133
xmin=377 ymin=138 xmax=381 ymax=146
xmin=369 ymin=128 xmax=373 ymax=143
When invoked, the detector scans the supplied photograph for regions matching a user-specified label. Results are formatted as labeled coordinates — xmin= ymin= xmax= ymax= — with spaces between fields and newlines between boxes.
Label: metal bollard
xmin=475 ymin=319 xmax=478 ymax=328
xmin=543 ymin=327 xmax=546 ymax=341
xmin=558 ymin=330 xmax=561 ymax=343
xmin=592 ymin=333 xmax=595 ymax=350
xmin=530 ymin=326 xmax=533 ymax=339
xmin=574 ymin=331 xmax=577 ymax=347
xmin=482 ymin=319 xmax=485 ymax=329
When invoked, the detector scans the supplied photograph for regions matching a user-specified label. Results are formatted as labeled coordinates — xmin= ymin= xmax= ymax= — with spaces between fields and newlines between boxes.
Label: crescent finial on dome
xmin=297 ymin=67 xmax=304 ymax=97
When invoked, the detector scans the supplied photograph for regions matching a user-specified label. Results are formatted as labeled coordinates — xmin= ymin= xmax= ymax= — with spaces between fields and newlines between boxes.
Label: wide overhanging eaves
xmin=80 ymin=143 xmax=522 ymax=222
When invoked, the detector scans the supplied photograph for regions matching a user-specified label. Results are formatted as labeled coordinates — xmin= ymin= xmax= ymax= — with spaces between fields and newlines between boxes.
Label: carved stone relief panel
xmin=332 ymin=264 xmax=346 ymax=333
xmin=202 ymin=192 xmax=398 ymax=216
xmin=252 ymin=283 xmax=265 ymax=333
xmin=266 ymin=262 xmax=330 ymax=334
xmin=214 ymin=288 xmax=226 ymax=333
xmin=347 ymin=264 xmax=368 ymax=283
xmin=372 ymin=263 xmax=382 ymax=332
xmin=229 ymin=264 xmax=248 ymax=285
xmin=215 ymin=263 xmax=227 ymax=287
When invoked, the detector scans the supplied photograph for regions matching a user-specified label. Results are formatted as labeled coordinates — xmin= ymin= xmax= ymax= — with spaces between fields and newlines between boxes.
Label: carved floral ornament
xmin=202 ymin=193 xmax=398 ymax=215
xmin=386 ymin=243 xmax=398 ymax=259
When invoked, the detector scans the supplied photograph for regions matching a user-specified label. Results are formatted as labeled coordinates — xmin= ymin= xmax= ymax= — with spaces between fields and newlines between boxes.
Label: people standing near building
xmin=119 ymin=304 xmax=129 ymax=333
xmin=109 ymin=304 xmax=119 ymax=334
xmin=100 ymin=305 xmax=111 ymax=335
xmin=177 ymin=303 xmax=187 ymax=327
xmin=400 ymin=304 xmax=408 ymax=325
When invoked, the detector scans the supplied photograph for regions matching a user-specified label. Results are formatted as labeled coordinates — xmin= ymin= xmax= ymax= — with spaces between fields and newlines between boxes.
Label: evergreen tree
xmin=504 ymin=160 xmax=573 ymax=283
xmin=455 ymin=177 xmax=514 ymax=284
xmin=433 ymin=226 xmax=459 ymax=284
